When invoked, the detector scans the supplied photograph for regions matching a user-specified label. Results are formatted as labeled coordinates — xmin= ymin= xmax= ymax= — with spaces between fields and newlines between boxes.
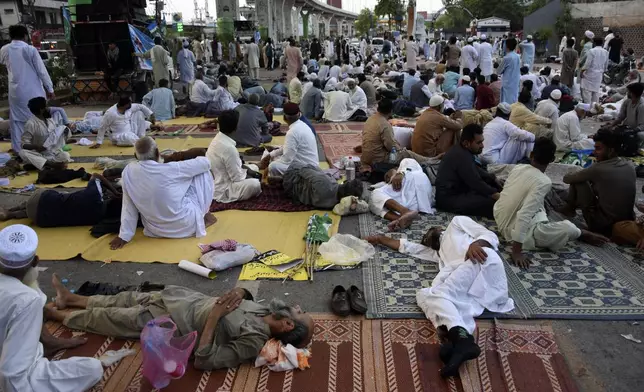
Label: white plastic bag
xmin=199 ymin=244 xmax=259 ymax=271
xmin=318 ymin=234 xmax=375 ymax=265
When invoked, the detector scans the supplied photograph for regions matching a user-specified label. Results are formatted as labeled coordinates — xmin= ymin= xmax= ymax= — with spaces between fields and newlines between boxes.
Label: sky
xmin=156 ymin=0 xmax=444 ymax=24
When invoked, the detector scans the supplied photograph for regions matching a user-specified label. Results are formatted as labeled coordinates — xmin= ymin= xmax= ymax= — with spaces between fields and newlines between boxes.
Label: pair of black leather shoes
xmin=331 ymin=285 xmax=367 ymax=316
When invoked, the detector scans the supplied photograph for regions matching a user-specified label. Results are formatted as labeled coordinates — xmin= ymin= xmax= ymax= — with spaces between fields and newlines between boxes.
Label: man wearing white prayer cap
xmin=579 ymin=30 xmax=595 ymax=69
xmin=519 ymin=35 xmax=536 ymax=70
xmin=412 ymin=94 xmax=463 ymax=157
xmin=0 ymin=224 xmax=103 ymax=392
xmin=480 ymin=102 xmax=535 ymax=165
xmin=346 ymin=78 xmax=368 ymax=113
xmin=535 ymin=87 xmax=563 ymax=140
xmin=555 ymin=103 xmax=596 ymax=151
xmin=461 ymin=38 xmax=479 ymax=72
xmin=477 ymin=34 xmax=494 ymax=80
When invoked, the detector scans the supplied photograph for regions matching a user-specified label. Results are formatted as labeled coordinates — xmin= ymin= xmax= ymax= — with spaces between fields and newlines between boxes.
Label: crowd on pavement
xmin=1 ymin=20 xmax=644 ymax=391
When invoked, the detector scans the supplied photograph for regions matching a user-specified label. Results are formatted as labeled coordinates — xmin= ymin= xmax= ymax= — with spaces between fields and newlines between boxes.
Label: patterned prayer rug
xmin=314 ymin=122 xmax=364 ymax=134
xmin=318 ymin=133 xmax=363 ymax=167
xmin=360 ymin=212 xmax=644 ymax=320
xmin=209 ymin=184 xmax=315 ymax=213
xmin=47 ymin=316 xmax=578 ymax=392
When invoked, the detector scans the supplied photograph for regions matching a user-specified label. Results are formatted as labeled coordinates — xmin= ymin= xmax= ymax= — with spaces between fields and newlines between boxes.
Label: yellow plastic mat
xmin=0 ymin=219 xmax=94 ymax=260
xmin=3 ymin=209 xmax=339 ymax=263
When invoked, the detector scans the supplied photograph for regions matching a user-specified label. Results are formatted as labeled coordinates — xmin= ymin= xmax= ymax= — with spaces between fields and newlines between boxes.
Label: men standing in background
xmin=519 ymin=35 xmax=535 ymax=70
xmin=461 ymin=38 xmax=478 ymax=72
xmin=560 ymin=39 xmax=579 ymax=88
xmin=0 ymin=25 xmax=54 ymax=153
xmin=444 ymin=36 xmax=461 ymax=68
xmin=498 ymin=38 xmax=521 ymax=104
xmin=105 ymin=41 xmax=122 ymax=97
xmin=606 ymin=31 xmax=624 ymax=64
xmin=406 ymin=36 xmax=418 ymax=71
xmin=135 ymin=37 xmax=169 ymax=87
xmin=285 ymin=38 xmax=303 ymax=83
xmin=581 ymin=38 xmax=609 ymax=104
xmin=177 ymin=41 xmax=196 ymax=90
xmin=247 ymin=39 xmax=260 ymax=80
xmin=478 ymin=35 xmax=494 ymax=81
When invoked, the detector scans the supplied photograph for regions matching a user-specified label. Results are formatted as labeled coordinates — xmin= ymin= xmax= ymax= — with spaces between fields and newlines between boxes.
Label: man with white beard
xmin=0 ymin=225 xmax=103 ymax=391
xmin=366 ymin=216 xmax=514 ymax=377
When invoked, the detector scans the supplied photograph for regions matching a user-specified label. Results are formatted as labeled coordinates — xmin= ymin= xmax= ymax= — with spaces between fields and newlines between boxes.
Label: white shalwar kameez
xmin=581 ymin=46 xmax=609 ymax=104
xmin=349 ymin=86 xmax=368 ymax=112
xmin=268 ymin=119 xmax=319 ymax=177
xmin=369 ymin=159 xmax=433 ymax=217
xmin=478 ymin=42 xmax=494 ymax=77
xmin=190 ymin=79 xmax=217 ymax=103
xmin=19 ymin=117 xmax=72 ymax=170
xmin=410 ymin=216 xmax=515 ymax=334
xmin=206 ymin=132 xmax=261 ymax=203
xmin=0 ymin=274 xmax=103 ymax=392
xmin=322 ymin=91 xmax=358 ymax=122
xmin=534 ymin=98 xmax=560 ymax=135
xmin=555 ymin=111 xmax=595 ymax=151
xmin=96 ymin=104 xmax=152 ymax=146
xmin=461 ymin=45 xmax=478 ymax=72
xmin=494 ymin=164 xmax=581 ymax=251
xmin=212 ymin=86 xmax=240 ymax=111
xmin=0 ymin=40 xmax=54 ymax=153
xmin=119 ymin=157 xmax=214 ymax=241
xmin=480 ymin=117 xmax=535 ymax=165
xmin=405 ymin=41 xmax=419 ymax=70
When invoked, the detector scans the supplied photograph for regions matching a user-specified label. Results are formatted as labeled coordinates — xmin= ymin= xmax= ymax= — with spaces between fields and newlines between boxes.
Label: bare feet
xmin=204 ymin=213 xmax=217 ymax=228
xmin=387 ymin=210 xmax=419 ymax=231
xmin=52 ymin=273 xmax=71 ymax=310
xmin=42 ymin=329 xmax=88 ymax=356
xmin=579 ymin=229 xmax=610 ymax=246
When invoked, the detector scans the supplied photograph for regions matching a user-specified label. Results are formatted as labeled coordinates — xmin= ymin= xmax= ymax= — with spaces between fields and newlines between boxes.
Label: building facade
xmin=474 ymin=16 xmax=510 ymax=40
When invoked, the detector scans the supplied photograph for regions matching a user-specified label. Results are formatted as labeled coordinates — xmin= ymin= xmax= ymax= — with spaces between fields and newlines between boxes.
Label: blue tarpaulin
xmin=128 ymin=24 xmax=154 ymax=71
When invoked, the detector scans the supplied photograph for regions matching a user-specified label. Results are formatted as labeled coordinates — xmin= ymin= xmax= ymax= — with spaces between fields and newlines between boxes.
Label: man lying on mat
xmin=0 ymin=173 xmax=122 ymax=228
xmin=366 ymin=216 xmax=515 ymax=377
xmin=46 ymin=274 xmax=314 ymax=370
xmin=282 ymin=164 xmax=364 ymax=209
xmin=0 ymin=225 xmax=103 ymax=392
xmin=109 ymin=136 xmax=216 ymax=250
xmin=368 ymin=158 xmax=433 ymax=231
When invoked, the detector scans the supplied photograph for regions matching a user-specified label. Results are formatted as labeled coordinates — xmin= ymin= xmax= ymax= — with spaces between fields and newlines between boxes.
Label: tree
xmin=375 ymin=0 xmax=402 ymax=30
xmin=440 ymin=0 xmax=528 ymax=31
xmin=355 ymin=8 xmax=377 ymax=37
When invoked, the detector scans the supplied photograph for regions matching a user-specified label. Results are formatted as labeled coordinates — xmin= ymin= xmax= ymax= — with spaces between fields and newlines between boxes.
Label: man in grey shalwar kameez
xmin=177 ymin=41 xmax=196 ymax=85
xmin=283 ymin=164 xmax=364 ymax=209
xmin=135 ymin=37 xmax=170 ymax=87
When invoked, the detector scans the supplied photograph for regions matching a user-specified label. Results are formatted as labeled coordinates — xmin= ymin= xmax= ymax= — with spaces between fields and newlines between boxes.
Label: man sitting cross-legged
xmin=435 ymin=124 xmax=502 ymax=219
xmin=91 ymin=96 xmax=155 ymax=149
xmin=494 ymin=137 xmax=609 ymax=268
xmin=109 ymin=136 xmax=216 ymax=250
xmin=480 ymin=102 xmax=535 ymax=165
xmin=206 ymin=110 xmax=262 ymax=203
xmin=366 ymin=216 xmax=515 ymax=377
xmin=559 ymin=129 xmax=636 ymax=238
xmin=259 ymin=103 xmax=319 ymax=178
xmin=369 ymin=158 xmax=433 ymax=231
xmin=19 ymin=97 xmax=73 ymax=171
xmin=283 ymin=164 xmax=364 ymax=209
xmin=46 ymin=274 xmax=314 ymax=370
xmin=0 ymin=225 xmax=104 ymax=392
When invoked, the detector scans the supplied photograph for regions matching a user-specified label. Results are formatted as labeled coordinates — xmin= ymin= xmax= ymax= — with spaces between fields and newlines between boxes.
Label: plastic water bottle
xmin=345 ymin=156 xmax=355 ymax=181
xmin=389 ymin=147 xmax=398 ymax=164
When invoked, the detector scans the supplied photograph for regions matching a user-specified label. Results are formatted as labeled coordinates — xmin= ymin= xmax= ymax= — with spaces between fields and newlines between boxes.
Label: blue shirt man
xmin=453 ymin=77 xmax=475 ymax=110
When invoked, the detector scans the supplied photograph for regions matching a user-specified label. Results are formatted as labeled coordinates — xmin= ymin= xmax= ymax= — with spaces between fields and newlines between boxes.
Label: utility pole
xmin=155 ymin=0 xmax=161 ymax=26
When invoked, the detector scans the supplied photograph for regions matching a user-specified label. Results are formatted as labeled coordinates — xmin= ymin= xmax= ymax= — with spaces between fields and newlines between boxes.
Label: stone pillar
xmin=321 ymin=15 xmax=332 ymax=38
xmin=310 ymin=13 xmax=318 ymax=38
xmin=301 ymin=10 xmax=309 ymax=39
xmin=283 ymin=0 xmax=295 ymax=39
xmin=294 ymin=6 xmax=303 ymax=38
xmin=256 ymin=0 xmax=274 ymax=41
xmin=273 ymin=3 xmax=283 ymax=40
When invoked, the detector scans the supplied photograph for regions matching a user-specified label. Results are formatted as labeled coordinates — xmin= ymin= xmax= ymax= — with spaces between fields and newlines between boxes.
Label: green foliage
xmin=525 ymin=0 xmax=548 ymax=16
xmin=217 ymin=17 xmax=235 ymax=57
xmin=355 ymin=8 xmax=377 ymax=37
xmin=439 ymin=0 xmax=527 ymax=31
xmin=45 ymin=53 xmax=72 ymax=91
xmin=375 ymin=0 xmax=404 ymax=30
xmin=555 ymin=2 xmax=573 ymax=37
xmin=535 ymin=26 xmax=553 ymax=40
